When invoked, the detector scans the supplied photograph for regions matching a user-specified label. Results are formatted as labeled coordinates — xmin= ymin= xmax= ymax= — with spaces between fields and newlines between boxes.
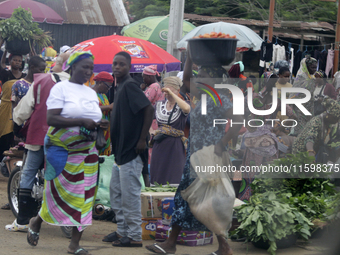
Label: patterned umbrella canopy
xmin=69 ymin=35 xmax=181 ymax=73
xmin=0 ymin=0 xmax=64 ymax=24
xmin=121 ymin=16 xmax=196 ymax=50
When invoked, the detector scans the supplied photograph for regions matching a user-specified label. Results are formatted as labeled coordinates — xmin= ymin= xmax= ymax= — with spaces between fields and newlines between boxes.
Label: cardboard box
xmin=141 ymin=218 xmax=161 ymax=240
xmin=141 ymin=192 xmax=175 ymax=218
xmin=155 ymin=221 xmax=171 ymax=242
xmin=155 ymin=221 xmax=213 ymax=246
xmin=162 ymin=197 xmax=175 ymax=225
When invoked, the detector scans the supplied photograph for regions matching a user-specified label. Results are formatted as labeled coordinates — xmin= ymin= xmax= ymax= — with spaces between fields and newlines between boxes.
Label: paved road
xmin=0 ymin=176 xmax=329 ymax=255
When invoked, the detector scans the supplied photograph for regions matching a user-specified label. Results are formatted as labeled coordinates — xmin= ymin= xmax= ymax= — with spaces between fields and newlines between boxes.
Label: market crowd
xmin=0 ymin=41 xmax=340 ymax=255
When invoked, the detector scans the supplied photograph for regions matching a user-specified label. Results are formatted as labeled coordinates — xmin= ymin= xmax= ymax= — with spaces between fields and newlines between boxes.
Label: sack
xmin=314 ymin=101 xmax=326 ymax=116
xmin=96 ymin=127 xmax=106 ymax=150
xmin=181 ymin=145 xmax=235 ymax=237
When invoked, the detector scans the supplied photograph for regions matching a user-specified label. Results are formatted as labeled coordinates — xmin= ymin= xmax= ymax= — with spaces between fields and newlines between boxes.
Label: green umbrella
xmin=121 ymin=16 xmax=196 ymax=50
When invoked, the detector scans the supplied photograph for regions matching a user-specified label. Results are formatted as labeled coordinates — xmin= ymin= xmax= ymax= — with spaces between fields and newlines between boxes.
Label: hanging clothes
xmin=289 ymin=48 xmax=294 ymax=75
xmin=293 ymin=50 xmax=302 ymax=77
xmin=314 ymin=49 xmax=321 ymax=71
xmin=319 ymin=50 xmax=328 ymax=72
xmin=259 ymin=42 xmax=273 ymax=77
xmin=325 ymin=49 xmax=335 ymax=78
xmin=272 ymin=44 xmax=286 ymax=64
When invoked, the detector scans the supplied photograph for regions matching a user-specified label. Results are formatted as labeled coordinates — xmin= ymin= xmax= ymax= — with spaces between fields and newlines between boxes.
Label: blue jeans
xmin=110 ymin=156 xmax=143 ymax=242
xmin=20 ymin=148 xmax=44 ymax=190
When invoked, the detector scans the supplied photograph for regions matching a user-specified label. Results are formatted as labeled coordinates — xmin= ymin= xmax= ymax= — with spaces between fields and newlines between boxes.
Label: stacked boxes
xmin=141 ymin=192 xmax=175 ymax=240
xmin=161 ymin=197 xmax=175 ymax=225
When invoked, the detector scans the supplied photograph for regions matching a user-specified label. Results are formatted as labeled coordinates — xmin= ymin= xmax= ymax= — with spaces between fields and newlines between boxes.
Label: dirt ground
xmin=0 ymin=175 xmax=332 ymax=255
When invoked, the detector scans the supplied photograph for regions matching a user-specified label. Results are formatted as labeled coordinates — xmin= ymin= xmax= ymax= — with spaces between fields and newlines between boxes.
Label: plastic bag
xmin=96 ymin=155 xmax=145 ymax=207
xmin=96 ymin=155 xmax=115 ymax=207
xmin=181 ymin=145 xmax=235 ymax=237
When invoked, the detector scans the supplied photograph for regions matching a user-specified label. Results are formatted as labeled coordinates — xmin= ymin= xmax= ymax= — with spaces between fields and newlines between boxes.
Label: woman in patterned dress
xmin=146 ymin=50 xmax=241 ymax=255
xmin=292 ymin=98 xmax=340 ymax=158
xmin=92 ymin=71 xmax=114 ymax=156
xmin=27 ymin=52 xmax=108 ymax=255
xmin=291 ymin=57 xmax=318 ymax=135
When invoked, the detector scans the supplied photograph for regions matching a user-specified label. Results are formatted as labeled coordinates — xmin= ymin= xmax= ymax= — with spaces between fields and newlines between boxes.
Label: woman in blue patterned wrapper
xmin=146 ymin=49 xmax=242 ymax=255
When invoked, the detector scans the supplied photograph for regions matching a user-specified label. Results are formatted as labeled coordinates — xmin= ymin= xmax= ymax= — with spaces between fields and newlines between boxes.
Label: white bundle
xmin=182 ymin=145 xmax=235 ymax=237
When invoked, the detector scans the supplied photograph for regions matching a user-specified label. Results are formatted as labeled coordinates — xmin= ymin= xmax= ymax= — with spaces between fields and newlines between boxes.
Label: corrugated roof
xmin=184 ymin=13 xmax=335 ymax=33
xmin=0 ymin=0 xmax=130 ymax=26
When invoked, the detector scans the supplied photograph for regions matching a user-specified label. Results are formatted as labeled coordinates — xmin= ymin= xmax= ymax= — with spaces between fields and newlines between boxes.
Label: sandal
xmin=27 ymin=227 xmax=39 ymax=246
xmin=112 ymin=236 xmax=142 ymax=247
xmin=5 ymin=219 xmax=28 ymax=232
xmin=102 ymin=231 xmax=121 ymax=242
xmin=145 ymin=243 xmax=175 ymax=254
xmin=1 ymin=203 xmax=10 ymax=210
xmin=67 ymin=247 xmax=92 ymax=255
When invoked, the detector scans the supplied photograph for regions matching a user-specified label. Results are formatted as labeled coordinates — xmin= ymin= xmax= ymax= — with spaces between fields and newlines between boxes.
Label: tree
xmin=125 ymin=0 xmax=337 ymax=24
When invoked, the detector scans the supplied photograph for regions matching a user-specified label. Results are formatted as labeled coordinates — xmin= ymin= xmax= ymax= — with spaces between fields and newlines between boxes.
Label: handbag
xmin=95 ymin=127 xmax=106 ymax=150
xmin=79 ymin=126 xmax=106 ymax=150
xmin=314 ymin=84 xmax=326 ymax=115
xmin=149 ymin=103 xmax=177 ymax=146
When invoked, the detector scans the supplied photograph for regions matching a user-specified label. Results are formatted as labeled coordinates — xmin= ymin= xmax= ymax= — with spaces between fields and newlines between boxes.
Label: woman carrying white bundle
xmin=146 ymin=49 xmax=242 ymax=255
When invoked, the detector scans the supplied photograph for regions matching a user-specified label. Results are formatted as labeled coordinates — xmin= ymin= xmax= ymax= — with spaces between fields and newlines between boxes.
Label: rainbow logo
xmin=197 ymin=82 xmax=222 ymax=106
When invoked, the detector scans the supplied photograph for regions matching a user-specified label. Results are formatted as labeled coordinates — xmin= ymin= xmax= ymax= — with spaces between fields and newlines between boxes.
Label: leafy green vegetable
xmin=0 ymin=7 xmax=52 ymax=51
xmin=143 ymin=182 xmax=177 ymax=192
xmin=235 ymin=191 xmax=313 ymax=255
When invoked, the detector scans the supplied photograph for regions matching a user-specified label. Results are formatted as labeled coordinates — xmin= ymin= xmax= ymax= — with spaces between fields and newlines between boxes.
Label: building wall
xmin=38 ymin=23 xmax=122 ymax=54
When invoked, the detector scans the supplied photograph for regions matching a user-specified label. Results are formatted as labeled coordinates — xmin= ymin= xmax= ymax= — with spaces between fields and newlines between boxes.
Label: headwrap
xmin=322 ymin=98 xmax=340 ymax=118
xmin=199 ymin=66 xmax=228 ymax=79
xmin=233 ymin=61 xmax=244 ymax=72
xmin=163 ymin=76 xmax=182 ymax=90
xmin=60 ymin=45 xmax=70 ymax=54
xmin=143 ymin=65 xmax=159 ymax=76
xmin=305 ymin=57 xmax=318 ymax=67
xmin=296 ymin=57 xmax=317 ymax=80
xmin=93 ymin=71 xmax=114 ymax=83
xmin=315 ymin=70 xmax=325 ymax=78
xmin=228 ymin=63 xmax=241 ymax=78
xmin=67 ymin=51 xmax=94 ymax=67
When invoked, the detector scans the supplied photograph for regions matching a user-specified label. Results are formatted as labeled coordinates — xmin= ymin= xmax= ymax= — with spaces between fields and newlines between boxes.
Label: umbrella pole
xmin=167 ymin=0 xmax=185 ymax=60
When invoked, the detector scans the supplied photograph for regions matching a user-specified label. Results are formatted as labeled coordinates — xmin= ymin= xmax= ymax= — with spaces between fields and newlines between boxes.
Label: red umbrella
xmin=69 ymin=35 xmax=181 ymax=73
xmin=0 ymin=0 xmax=64 ymax=24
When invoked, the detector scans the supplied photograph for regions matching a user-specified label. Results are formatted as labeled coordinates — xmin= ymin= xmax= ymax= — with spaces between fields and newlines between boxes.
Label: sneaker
xmin=5 ymin=219 xmax=28 ymax=232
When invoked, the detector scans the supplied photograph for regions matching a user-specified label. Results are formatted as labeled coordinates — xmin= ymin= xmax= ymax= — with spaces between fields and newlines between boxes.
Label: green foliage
xmin=144 ymin=182 xmax=177 ymax=192
xmin=126 ymin=0 xmax=337 ymax=23
xmin=235 ymin=191 xmax=313 ymax=255
xmin=0 ymin=7 xmax=52 ymax=51
xmin=325 ymin=192 xmax=340 ymax=221
xmin=283 ymin=192 xmax=329 ymax=222
xmin=250 ymin=152 xmax=336 ymax=197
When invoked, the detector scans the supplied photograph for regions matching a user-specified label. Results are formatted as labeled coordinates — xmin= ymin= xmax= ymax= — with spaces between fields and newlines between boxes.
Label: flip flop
xmin=112 ymin=236 xmax=142 ymax=247
xmin=145 ymin=243 xmax=175 ymax=254
xmin=67 ymin=247 xmax=92 ymax=255
xmin=1 ymin=203 xmax=10 ymax=210
xmin=102 ymin=231 xmax=120 ymax=242
xmin=27 ymin=227 xmax=39 ymax=246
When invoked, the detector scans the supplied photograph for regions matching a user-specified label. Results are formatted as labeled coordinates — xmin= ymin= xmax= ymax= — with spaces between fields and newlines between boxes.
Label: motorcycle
xmin=4 ymin=148 xmax=72 ymax=238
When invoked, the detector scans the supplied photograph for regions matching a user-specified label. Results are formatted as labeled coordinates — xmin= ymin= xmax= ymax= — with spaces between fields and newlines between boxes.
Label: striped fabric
xmin=39 ymin=127 xmax=98 ymax=231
